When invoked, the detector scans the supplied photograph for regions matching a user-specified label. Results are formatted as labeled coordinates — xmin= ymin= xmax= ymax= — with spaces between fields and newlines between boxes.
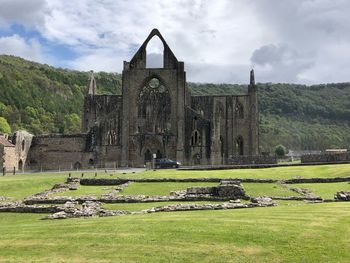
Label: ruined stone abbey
xmin=1 ymin=29 xmax=261 ymax=170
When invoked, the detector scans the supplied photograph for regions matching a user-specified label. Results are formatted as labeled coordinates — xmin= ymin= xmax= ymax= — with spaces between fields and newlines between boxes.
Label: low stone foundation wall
xmin=301 ymin=153 xmax=350 ymax=164
xmin=282 ymin=176 xmax=350 ymax=184
xmin=186 ymin=182 xmax=246 ymax=199
xmin=75 ymin=177 xmax=278 ymax=185
xmin=228 ymin=155 xmax=277 ymax=165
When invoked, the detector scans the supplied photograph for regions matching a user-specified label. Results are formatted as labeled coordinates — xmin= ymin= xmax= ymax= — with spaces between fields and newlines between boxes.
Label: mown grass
xmin=1 ymin=164 xmax=348 ymax=200
xmin=0 ymin=173 xmax=66 ymax=200
xmin=293 ymin=182 xmax=350 ymax=199
xmin=117 ymin=164 xmax=350 ymax=180
xmin=0 ymin=202 xmax=350 ymax=262
xmin=243 ymin=183 xmax=299 ymax=197
xmin=53 ymin=185 xmax=115 ymax=197
xmin=0 ymin=164 xmax=350 ymax=262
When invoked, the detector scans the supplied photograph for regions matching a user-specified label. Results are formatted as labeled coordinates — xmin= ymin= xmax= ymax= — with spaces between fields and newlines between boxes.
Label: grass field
xmin=0 ymin=164 xmax=350 ymax=262
xmin=293 ymin=182 xmax=350 ymax=199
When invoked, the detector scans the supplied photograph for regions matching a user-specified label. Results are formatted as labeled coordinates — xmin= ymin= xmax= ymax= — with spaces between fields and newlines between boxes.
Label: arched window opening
xmin=236 ymin=136 xmax=244 ymax=156
xmin=235 ymin=102 xmax=244 ymax=119
xmin=191 ymin=130 xmax=200 ymax=146
xmin=146 ymin=36 xmax=164 ymax=68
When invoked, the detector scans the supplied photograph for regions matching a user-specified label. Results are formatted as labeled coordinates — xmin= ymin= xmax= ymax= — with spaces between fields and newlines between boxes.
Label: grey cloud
xmin=251 ymin=44 xmax=295 ymax=66
xmin=250 ymin=44 xmax=313 ymax=83
xmin=0 ymin=0 xmax=48 ymax=27
xmin=186 ymin=62 xmax=251 ymax=84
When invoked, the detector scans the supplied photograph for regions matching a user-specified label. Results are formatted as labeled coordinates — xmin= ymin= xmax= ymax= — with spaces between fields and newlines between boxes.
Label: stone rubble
xmin=335 ymin=191 xmax=350 ymax=201
xmin=250 ymin=197 xmax=277 ymax=206
xmin=43 ymin=200 xmax=129 ymax=219
xmin=0 ymin=196 xmax=10 ymax=202
xmin=25 ymin=178 xmax=81 ymax=201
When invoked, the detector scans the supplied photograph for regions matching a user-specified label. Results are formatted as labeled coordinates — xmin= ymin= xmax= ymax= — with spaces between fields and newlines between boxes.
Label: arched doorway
xmin=74 ymin=162 xmax=82 ymax=170
xmin=156 ymin=149 xmax=162 ymax=159
xmin=144 ymin=149 xmax=152 ymax=164
xmin=236 ymin=136 xmax=244 ymax=156
xmin=18 ymin=159 xmax=23 ymax=171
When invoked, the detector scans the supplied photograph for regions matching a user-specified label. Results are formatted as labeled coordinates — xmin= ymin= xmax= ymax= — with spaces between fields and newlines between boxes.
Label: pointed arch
xmin=129 ymin=29 xmax=179 ymax=69
xmin=235 ymin=102 xmax=244 ymax=119
xmin=236 ymin=136 xmax=244 ymax=156
xmin=146 ymin=35 xmax=164 ymax=68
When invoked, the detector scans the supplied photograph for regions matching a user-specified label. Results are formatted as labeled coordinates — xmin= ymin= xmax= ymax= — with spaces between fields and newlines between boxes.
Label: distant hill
xmin=0 ymin=54 xmax=349 ymax=152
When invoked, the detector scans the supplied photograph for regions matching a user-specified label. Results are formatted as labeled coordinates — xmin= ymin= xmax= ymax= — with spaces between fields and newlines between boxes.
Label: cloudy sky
xmin=0 ymin=0 xmax=349 ymax=84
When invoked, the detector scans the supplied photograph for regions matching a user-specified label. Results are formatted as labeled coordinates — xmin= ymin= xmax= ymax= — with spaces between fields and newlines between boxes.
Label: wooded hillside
xmin=0 ymin=55 xmax=349 ymax=152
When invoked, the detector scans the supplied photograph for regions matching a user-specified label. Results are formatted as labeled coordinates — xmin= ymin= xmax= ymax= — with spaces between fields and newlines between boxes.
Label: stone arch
xmin=129 ymin=29 xmax=178 ymax=69
xmin=141 ymin=134 xmax=164 ymax=159
xmin=144 ymin=149 xmax=152 ymax=164
xmin=18 ymin=159 xmax=23 ymax=170
xmin=235 ymin=101 xmax=244 ymax=119
xmin=191 ymin=129 xmax=201 ymax=146
xmin=74 ymin=162 xmax=82 ymax=170
xmin=146 ymin=35 xmax=164 ymax=68
xmin=193 ymin=153 xmax=201 ymax=165
xmin=236 ymin=136 xmax=244 ymax=156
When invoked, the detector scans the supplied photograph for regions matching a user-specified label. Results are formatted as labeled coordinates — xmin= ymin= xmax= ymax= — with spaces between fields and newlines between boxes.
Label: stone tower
xmin=121 ymin=29 xmax=187 ymax=166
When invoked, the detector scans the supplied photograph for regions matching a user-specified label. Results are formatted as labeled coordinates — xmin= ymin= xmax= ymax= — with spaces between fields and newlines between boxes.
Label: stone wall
xmin=12 ymin=130 xmax=33 ymax=170
xmin=228 ymin=155 xmax=277 ymax=165
xmin=3 ymin=146 xmax=16 ymax=171
xmin=28 ymin=134 xmax=93 ymax=170
xmin=301 ymin=152 xmax=350 ymax=164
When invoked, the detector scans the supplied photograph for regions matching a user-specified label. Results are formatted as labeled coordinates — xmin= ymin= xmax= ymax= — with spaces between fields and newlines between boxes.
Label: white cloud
xmin=1 ymin=0 xmax=350 ymax=84
xmin=0 ymin=34 xmax=49 ymax=63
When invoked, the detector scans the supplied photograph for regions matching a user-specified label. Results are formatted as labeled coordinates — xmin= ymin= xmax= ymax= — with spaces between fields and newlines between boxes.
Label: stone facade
xmin=26 ymin=29 xmax=260 ymax=169
xmin=0 ymin=135 xmax=17 ymax=171
xmin=0 ymin=131 xmax=33 ymax=171
xmin=301 ymin=152 xmax=350 ymax=164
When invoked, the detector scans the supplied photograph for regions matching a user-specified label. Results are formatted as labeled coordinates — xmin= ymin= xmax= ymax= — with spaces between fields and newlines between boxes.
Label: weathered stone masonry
xmin=25 ymin=29 xmax=263 ymax=169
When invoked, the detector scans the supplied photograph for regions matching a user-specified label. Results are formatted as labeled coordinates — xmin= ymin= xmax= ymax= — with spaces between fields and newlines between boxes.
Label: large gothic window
xmin=138 ymin=77 xmax=171 ymax=133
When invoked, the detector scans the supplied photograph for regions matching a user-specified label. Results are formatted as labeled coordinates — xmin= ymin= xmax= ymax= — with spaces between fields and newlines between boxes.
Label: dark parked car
xmin=155 ymin=158 xmax=180 ymax=169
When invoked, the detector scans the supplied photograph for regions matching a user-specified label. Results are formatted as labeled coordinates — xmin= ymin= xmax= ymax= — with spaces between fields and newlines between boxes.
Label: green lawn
xmin=243 ymin=183 xmax=299 ymax=197
xmin=0 ymin=173 xmax=66 ymax=200
xmin=293 ymin=182 xmax=350 ymax=199
xmin=0 ymin=164 xmax=350 ymax=262
xmin=0 ymin=202 xmax=350 ymax=262
xmin=53 ymin=185 xmax=115 ymax=197
xmin=117 ymin=164 xmax=350 ymax=180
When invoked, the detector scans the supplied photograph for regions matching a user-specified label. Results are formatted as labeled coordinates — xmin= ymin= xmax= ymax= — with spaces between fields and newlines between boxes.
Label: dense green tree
xmin=64 ymin=113 xmax=81 ymax=134
xmin=0 ymin=116 xmax=11 ymax=134
xmin=275 ymin=144 xmax=287 ymax=157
